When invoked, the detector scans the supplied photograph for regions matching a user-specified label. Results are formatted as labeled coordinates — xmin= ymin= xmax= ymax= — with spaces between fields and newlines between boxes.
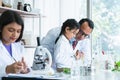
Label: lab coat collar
xmin=69 ymin=37 xmax=76 ymax=44
xmin=0 ymin=40 xmax=3 ymax=47
xmin=0 ymin=40 xmax=12 ymax=58
xmin=0 ymin=40 xmax=17 ymax=58
xmin=61 ymin=35 xmax=73 ymax=44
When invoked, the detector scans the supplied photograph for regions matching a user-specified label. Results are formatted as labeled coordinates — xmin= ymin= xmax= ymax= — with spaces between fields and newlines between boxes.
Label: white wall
xmin=32 ymin=0 xmax=87 ymax=39
xmin=23 ymin=0 xmax=87 ymax=39
xmin=59 ymin=0 xmax=87 ymax=27
xmin=34 ymin=0 xmax=60 ymax=39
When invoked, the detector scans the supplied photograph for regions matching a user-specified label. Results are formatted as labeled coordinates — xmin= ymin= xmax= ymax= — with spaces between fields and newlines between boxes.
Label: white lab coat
xmin=0 ymin=40 xmax=25 ymax=78
xmin=41 ymin=27 xmax=62 ymax=69
xmin=41 ymin=27 xmax=61 ymax=60
xmin=74 ymin=39 xmax=91 ymax=66
xmin=54 ymin=35 xmax=74 ymax=68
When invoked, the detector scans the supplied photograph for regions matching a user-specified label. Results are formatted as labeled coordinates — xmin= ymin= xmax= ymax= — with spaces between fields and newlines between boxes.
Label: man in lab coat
xmin=41 ymin=18 xmax=94 ymax=66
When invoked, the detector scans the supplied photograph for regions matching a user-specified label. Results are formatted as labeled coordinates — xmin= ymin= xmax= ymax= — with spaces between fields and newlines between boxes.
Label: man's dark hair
xmin=79 ymin=18 xmax=94 ymax=29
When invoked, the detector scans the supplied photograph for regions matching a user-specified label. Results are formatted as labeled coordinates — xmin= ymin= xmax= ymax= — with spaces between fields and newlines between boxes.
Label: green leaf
xmin=63 ymin=68 xmax=71 ymax=74
xmin=112 ymin=61 xmax=120 ymax=72
xmin=116 ymin=61 xmax=120 ymax=67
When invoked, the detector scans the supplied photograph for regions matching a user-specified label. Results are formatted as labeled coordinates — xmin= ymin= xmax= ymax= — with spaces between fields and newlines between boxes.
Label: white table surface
xmin=6 ymin=70 xmax=120 ymax=80
xmin=66 ymin=70 xmax=120 ymax=80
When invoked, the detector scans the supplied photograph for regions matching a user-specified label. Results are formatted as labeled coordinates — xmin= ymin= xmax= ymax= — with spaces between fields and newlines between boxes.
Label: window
xmin=92 ymin=0 xmax=120 ymax=61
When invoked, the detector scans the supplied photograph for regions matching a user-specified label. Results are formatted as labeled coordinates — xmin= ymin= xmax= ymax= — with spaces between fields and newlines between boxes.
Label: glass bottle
xmin=71 ymin=58 xmax=80 ymax=79
xmin=17 ymin=2 xmax=23 ymax=10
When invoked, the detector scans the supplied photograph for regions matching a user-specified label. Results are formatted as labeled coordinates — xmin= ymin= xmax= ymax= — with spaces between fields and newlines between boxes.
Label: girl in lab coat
xmin=54 ymin=19 xmax=80 ymax=72
xmin=0 ymin=10 xmax=29 ymax=77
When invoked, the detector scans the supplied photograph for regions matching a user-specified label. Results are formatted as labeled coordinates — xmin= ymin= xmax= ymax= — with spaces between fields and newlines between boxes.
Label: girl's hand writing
xmin=6 ymin=61 xmax=23 ymax=74
xmin=6 ymin=57 xmax=30 ymax=74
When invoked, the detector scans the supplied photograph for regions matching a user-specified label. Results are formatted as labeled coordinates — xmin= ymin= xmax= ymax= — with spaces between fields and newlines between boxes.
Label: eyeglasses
xmin=79 ymin=29 xmax=89 ymax=37
xmin=69 ymin=29 xmax=79 ymax=35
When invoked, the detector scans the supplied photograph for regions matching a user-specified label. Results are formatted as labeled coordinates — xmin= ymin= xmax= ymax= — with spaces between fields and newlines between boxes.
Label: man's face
xmin=76 ymin=22 xmax=93 ymax=40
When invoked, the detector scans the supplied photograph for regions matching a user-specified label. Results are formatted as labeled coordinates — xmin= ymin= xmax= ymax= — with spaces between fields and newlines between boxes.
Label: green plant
xmin=112 ymin=61 xmax=120 ymax=71
xmin=63 ymin=68 xmax=71 ymax=74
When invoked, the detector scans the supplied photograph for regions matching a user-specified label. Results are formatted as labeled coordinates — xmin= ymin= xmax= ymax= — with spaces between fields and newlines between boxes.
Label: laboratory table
xmin=2 ymin=70 xmax=120 ymax=80
xmin=2 ymin=77 xmax=61 ymax=80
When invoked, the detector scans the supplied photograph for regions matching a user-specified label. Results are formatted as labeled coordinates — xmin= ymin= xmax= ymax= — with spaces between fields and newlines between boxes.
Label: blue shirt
xmin=4 ymin=44 xmax=12 ymax=56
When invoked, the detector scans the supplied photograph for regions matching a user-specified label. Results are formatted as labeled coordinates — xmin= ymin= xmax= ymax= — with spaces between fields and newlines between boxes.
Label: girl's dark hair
xmin=0 ymin=10 xmax=24 ymax=42
xmin=55 ymin=19 xmax=80 ymax=44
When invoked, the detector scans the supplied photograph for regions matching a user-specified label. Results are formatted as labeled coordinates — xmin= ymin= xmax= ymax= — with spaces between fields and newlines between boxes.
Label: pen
xmin=12 ymin=57 xmax=17 ymax=62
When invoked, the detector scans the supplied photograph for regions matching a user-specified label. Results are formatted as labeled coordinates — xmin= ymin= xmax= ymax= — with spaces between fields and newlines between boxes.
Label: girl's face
xmin=65 ymin=27 xmax=79 ymax=40
xmin=1 ymin=22 xmax=22 ymax=45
